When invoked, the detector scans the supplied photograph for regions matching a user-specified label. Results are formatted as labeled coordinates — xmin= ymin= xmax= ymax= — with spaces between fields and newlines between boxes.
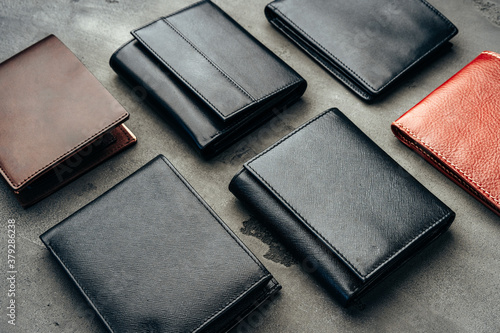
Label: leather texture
xmin=14 ymin=124 xmax=136 ymax=207
xmin=230 ymin=109 xmax=455 ymax=306
xmin=265 ymin=0 xmax=458 ymax=100
xmin=110 ymin=0 xmax=306 ymax=157
xmin=0 ymin=35 xmax=136 ymax=207
xmin=41 ymin=155 xmax=280 ymax=333
xmin=392 ymin=51 xmax=500 ymax=216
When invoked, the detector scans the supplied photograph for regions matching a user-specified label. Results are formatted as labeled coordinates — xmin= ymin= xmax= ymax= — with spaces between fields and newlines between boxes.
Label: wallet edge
xmin=15 ymin=124 xmax=137 ymax=208
xmin=40 ymin=154 xmax=278 ymax=332
xmin=130 ymin=0 xmax=305 ymax=123
xmin=392 ymin=121 xmax=500 ymax=216
xmin=244 ymin=109 xmax=455 ymax=281
xmin=391 ymin=50 xmax=500 ymax=216
xmin=264 ymin=0 xmax=458 ymax=98
xmin=0 ymin=34 xmax=130 ymax=191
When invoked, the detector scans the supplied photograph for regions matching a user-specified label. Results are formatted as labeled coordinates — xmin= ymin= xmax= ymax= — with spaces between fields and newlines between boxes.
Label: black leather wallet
xmin=110 ymin=0 xmax=307 ymax=157
xmin=229 ymin=109 xmax=455 ymax=307
xmin=40 ymin=155 xmax=280 ymax=332
xmin=265 ymin=0 xmax=458 ymax=100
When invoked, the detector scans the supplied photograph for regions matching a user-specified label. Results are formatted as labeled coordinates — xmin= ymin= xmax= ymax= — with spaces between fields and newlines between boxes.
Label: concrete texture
xmin=0 ymin=0 xmax=499 ymax=332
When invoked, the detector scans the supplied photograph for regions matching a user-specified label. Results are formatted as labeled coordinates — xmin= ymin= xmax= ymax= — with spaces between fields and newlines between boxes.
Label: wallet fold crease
xmin=41 ymin=155 xmax=280 ymax=332
xmin=230 ymin=109 xmax=455 ymax=306
xmin=110 ymin=0 xmax=306 ymax=157
xmin=264 ymin=0 xmax=457 ymax=100
xmin=0 ymin=35 xmax=136 ymax=207
xmin=392 ymin=50 xmax=500 ymax=215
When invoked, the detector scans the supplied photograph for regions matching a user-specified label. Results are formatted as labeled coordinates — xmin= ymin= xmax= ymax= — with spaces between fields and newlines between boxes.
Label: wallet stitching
xmin=43 ymin=155 xmax=270 ymax=333
xmin=114 ymin=34 xmax=303 ymax=141
xmin=0 ymin=113 xmax=128 ymax=190
xmin=248 ymin=143 xmax=450 ymax=279
xmin=267 ymin=13 xmax=371 ymax=100
xmin=132 ymin=22 xmax=226 ymax=118
xmin=133 ymin=9 xmax=303 ymax=121
xmin=157 ymin=156 xmax=271 ymax=332
xmin=364 ymin=211 xmax=452 ymax=278
xmin=217 ymin=280 xmax=280 ymax=333
xmin=268 ymin=1 xmax=457 ymax=93
xmin=16 ymin=125 xmax=135 ymax=207
xmin=246 ymin=111 xmax=369 ymax=277
xmin=350 ymin=211 xmax=453 ymax=295
xmin=268 ymin=5 xmax=375 ymax=90
xmin=207 ymin=77 xmax=303 ymax=140
xmin=166 ymin=0 xmax=305 ymax=111
xmin=43 ymin=242 xmax=118 ymax=333
xmin=133 ymin=17 xmax=259 ymax=121
xmin=395 ymin=123 xmax=500 ymax=205
xmin=191 ymin=276 xmax=269 ymax=333
xmin=246 ymin=110 xmax=332 ymax=166
xmin=395 ymin=130 xmax=492 ymax=209
xmin=245 ymin=78 xmax=303 ymax=111
xmin=247 ymin=162 xmax=367 ymax=278
xmin=308 ymin=53 xmax=371 ymax=99
xmin=112 ymin=37 xmax=303 ymax=143
xmin=158 ymin=157 xmax=265 ymax=268
xmin=246 ymin=110 xmax=450 ymax=279
xmin=94 ymin=125 xmax=135 ymax=159
xmin=418 ymin=0 xmax=456 ymax=30
xmin=162 ymin=18 xmax=257 ymax=103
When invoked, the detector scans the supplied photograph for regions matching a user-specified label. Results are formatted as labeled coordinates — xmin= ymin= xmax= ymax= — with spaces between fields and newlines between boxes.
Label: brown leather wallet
xmin=392 ymin=51 xmax=500 ymax=215
xmin=0 ymin=35 xmax=137 ymax=207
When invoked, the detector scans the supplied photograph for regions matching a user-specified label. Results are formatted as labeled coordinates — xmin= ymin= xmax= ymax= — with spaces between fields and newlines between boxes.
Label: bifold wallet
xmin=392 ymin=51 xmax=500 ymax=216
xmin=230 ymin=109 xmax=455 ymax=306
xmin=265 ymin=0 xmax=458 ymax=101
xmin=40 ymin=155 xmax=280 ymax=333
xmin=110 ymin=0 xmax=306 ymax=157
xmin=0 ymin=35 xmax=136 ymax=207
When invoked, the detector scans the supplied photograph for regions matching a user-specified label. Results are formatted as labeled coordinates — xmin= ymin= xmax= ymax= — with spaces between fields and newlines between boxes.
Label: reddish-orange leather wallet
xmin=0 ymin=35 xmax=137 ymax=207
xmin=392 ymin=51 xmax=500 ymax=215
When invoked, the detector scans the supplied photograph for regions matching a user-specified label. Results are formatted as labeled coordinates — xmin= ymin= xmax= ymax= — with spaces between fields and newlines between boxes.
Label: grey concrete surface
xmin=0 ymin=0 xmax=499 ymax=332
